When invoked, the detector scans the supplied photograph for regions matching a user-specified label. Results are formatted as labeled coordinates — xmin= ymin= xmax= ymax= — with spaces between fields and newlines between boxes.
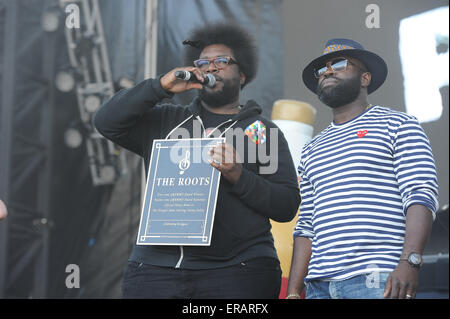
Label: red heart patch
xmin=356 ymin=130 xmax=368 ymax=138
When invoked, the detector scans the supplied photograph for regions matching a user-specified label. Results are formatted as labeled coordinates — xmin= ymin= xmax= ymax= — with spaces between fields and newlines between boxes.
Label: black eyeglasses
xmin=314 ymin=58 xmax=366 ymax=78
xmin=193 ymin=56 xmax=238 ymax=71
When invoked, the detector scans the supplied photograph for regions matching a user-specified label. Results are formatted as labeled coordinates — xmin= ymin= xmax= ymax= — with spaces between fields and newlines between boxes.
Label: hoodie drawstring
xmin=168 ymin=115 xmax=237 ymax=140
xmin=164 ymin=115 xmax=194 ymax=139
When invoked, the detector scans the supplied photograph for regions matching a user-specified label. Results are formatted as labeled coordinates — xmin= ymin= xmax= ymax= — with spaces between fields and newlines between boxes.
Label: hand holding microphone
xmin=160 ymin=67 xmax=215 ymax=94
xmin=174 ymin=71 xmax=216 ymax=88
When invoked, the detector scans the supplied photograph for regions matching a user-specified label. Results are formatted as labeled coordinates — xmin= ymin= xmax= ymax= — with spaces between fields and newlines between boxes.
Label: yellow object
xmin=271 ymin=99 xmax=316 ymax=126
xmin=270 ymin=99 xmax=316 ymax=279
xmin=271 ymin=211 xmax=299 ymax=277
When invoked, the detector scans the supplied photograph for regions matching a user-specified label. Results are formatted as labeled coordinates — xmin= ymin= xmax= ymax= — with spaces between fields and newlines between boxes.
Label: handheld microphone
xmin=174 ymin=70 xmax=216 ymax=88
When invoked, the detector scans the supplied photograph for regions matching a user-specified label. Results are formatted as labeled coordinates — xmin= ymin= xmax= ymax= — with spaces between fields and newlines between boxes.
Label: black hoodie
xmin=94 ymin=76 xmax=300 ymax=269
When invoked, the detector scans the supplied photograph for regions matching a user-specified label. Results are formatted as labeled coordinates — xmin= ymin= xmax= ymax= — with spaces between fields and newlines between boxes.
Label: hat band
xmin=323 ymin=44 xmax=355 ymax=54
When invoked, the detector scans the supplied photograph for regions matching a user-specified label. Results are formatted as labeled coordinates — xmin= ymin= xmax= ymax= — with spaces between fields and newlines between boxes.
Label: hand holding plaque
xmin=208 ymin=142 xmax=243 ymax=185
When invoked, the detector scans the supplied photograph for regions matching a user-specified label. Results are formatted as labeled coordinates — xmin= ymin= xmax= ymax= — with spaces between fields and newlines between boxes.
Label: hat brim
xmin=302 ymin=49 xmax=388 ymax=95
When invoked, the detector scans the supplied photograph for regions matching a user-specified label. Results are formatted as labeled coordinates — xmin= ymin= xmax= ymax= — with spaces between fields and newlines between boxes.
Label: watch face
xmin=409 ymin=253 xmax=422 ymax=265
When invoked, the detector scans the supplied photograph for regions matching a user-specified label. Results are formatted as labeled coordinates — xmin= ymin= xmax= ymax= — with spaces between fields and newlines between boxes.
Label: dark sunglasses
xmin=314 ymin=58 xmax=366 ymax=78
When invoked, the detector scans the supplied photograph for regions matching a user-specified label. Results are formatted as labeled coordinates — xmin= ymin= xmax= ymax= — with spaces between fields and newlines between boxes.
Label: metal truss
xmin=0 ymin=0 xmax=129 ymax=298
xmin=59 ymin=0 xmax=127 ymax=186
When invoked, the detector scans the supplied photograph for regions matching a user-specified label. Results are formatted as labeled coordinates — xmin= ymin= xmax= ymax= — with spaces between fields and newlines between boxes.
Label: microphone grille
xmin=205 ymin=74 xmax=216 ymax=87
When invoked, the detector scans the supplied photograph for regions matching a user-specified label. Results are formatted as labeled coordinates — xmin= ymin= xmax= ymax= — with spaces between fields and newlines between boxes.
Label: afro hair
xmin=183 ymin=22 xmax=258 ymax=88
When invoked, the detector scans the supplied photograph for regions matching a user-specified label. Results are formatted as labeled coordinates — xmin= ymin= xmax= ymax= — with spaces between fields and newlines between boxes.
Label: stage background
xmin=0 ymin=0 xmax=447 ymax=299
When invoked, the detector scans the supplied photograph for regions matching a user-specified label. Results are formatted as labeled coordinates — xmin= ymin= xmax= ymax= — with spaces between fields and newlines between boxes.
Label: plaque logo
xmin=179 ymin=150 xmax=191 ymax=174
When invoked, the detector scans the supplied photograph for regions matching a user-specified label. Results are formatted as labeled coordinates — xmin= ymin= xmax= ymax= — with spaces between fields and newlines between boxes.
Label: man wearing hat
xmin=286 ymin=39 xmax=438 ymax=299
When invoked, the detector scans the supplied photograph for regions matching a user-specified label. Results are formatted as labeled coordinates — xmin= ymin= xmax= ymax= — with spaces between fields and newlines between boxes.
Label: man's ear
xmin=240 ymin=72 xmax=246 ymax=85
xmin=361 ymin=72 xmax=371 ymax=89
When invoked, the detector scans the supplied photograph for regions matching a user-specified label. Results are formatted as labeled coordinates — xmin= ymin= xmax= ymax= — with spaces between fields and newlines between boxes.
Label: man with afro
xmin=95 ymin=22 xmax=300 ymax=299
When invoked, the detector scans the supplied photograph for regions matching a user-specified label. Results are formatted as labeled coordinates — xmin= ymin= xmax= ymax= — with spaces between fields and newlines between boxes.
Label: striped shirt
xmin=294 ymin=105 xmax=438 ymax=282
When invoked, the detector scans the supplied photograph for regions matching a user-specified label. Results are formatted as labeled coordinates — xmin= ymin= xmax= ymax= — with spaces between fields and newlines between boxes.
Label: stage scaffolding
xmin=0 ymin=0 xmax=132 ymax=298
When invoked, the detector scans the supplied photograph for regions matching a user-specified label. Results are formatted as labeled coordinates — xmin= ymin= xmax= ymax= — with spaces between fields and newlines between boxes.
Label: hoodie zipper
xmin=172 ymin=115 xmax=237 ymax=269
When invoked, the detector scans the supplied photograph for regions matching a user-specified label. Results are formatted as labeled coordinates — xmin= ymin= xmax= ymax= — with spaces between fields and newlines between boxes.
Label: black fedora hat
xmin=302 ymin=38 xmax=388 ymax=94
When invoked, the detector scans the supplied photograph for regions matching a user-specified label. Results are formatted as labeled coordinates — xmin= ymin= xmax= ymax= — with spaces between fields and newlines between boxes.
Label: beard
xmin=199 ymin=75 xmax=241 ymax=108
xmin=316 ymin=73 xmax=362 ymax=108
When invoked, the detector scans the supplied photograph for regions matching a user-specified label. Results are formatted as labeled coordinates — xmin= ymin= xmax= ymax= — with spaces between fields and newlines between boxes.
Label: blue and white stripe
xmin=294 ymin=105 xmax=438 ymax=282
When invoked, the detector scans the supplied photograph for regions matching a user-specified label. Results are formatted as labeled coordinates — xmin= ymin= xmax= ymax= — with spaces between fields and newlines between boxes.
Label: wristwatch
xmin=400 ymin=252 xmax=423 ymax=268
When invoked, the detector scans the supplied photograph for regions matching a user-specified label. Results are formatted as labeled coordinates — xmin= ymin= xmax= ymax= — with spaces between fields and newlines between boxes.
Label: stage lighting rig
xmin=64 ymin=126 xmax=83 ymax=149
xmin=41 ymin=8 xmax=61 ymax=32
xmin=55 ymin=70 xmax=76 ymax=92
xmin=116 ymin=76 xmax=136 ymax=90
xmin=58 ymin=0 xmax=127 ymax=185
